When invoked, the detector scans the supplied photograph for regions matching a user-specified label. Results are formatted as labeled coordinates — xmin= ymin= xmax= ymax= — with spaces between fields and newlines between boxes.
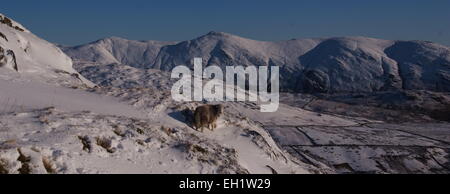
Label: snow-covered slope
xmin=61 ymin=37 xmax=176 ymax=69
xmin=31 ymin=61 xmax=447 ymax=174
xmin=0 ymin=14 xmax=319 ymax=174
xmin=64 ymin=32 xmax=450 ymax=93
xmin=0 ymin=13 xmax=93 ymax=87
xmin=1 ymin=14 xmax=449 ymax=174
xmin=0 ymin=67 xmax=319 ymax=174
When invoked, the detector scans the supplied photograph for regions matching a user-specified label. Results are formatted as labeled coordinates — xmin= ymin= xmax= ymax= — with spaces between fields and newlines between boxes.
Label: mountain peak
xmin=106 ymin=36 xmax=128 ymax=41
xmin=64 ymin=32 xmax=450 ymax=93
xmin=95 ymin=36 xmax=128 ymax=43
xmin=206 ymin=31 xmax=229 ymax=36
xmin=203 ymin=31 xmax=237 ymax=39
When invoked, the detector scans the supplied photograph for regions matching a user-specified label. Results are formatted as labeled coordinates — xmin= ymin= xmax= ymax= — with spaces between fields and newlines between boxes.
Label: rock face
xmin=0 ymin=46 xmax=18 ymax=71
xmin=63 ymin=32 xmax=450 ymax=93
xmin=2 ymin=48 xmax=18 ymax=71
xmin=0 ymin=13 xmax=93 ymax=87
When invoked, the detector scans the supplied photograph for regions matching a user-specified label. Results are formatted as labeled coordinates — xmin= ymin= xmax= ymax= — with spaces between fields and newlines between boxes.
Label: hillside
xmin=1 ymin=14 xmax=449 ymax=174
xmin=0 ymin=14 xmax=316 ymax=174
xmin=0 ymin=14 xmax=93 ymax=87
xmin=63 ymin=32 xmax=450 ymax=93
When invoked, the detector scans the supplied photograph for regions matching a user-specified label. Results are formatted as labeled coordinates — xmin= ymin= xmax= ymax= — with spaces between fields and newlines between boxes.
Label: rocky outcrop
xmin=0 ymin=31 xmax=7 ymax=41
xmin=0 ymin=46 xmax=18 ymax=71
xmin=0 ymin=15 xmax=25 ymax=32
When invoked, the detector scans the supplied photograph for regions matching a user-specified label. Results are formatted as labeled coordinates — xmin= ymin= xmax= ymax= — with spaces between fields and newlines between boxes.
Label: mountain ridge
xmin=63 ymin=32 xmax=450 ymax=93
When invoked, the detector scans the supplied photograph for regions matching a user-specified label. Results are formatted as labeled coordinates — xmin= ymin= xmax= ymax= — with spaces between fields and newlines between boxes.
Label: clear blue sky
xmin=1 ymin=0 xmax=449 ymax=46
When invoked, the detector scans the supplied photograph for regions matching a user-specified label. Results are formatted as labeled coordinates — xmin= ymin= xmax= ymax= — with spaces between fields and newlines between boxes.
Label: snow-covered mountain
xmin=0 ymin=13 xmax=92 ymax=87
xmin=0 ymin=14 xmax=319 ymax=174
xmin=63 ymin=31 xmax=450 ymax=93
xmin=1 ymin=14 xmax=449 ymax=174
xmin=61 ymin=37 xmax=176 ymax=69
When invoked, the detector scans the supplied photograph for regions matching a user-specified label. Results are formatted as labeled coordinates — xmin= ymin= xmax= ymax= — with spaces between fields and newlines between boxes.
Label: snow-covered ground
xmin=0 ymin=14 xmax=93 ymax=88
xmin=1 ymin=13 xmax=449 ymax=174
xmin=0 ymin=66 xmax=315 ymax=174
xmin=0 ymin=106 xmax=307 ymax=174
xmin=0 ymin=78 xmax=315 ymax=174
xmin=0 ymin=80 xmax=146 ymax=118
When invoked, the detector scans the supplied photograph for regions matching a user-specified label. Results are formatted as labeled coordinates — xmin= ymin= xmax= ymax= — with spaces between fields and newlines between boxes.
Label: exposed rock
xmin=0 ymin=15 xmax=24 ymax=32
xmin=0 ymin=31 xmax=7 ymax=41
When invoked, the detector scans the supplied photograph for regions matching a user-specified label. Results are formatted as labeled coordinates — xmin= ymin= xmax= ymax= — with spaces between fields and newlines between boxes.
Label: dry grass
xmin=78 ymin=136 xmax=92 ymax=153
xmin=0 ymin=46 xmax=4 ymax=64
xmin=0 ymin=158 xmax=9 ymax=174
xmin=37 ymin=107 xmax=56 ymax=125
xmin=0 ymin=139 xmax=17 ymax=150
xmin=161 ymin=126 xmax=176 ymax=136
xmin=190 ymin=144 xmax=208 ymax=154
xmin=136 ymin=139 xmax=146 ymax=146
xmin=113 ymin=127 xmax=125 ymax=137
xmin=96 ymin=137 xmax=116 ymax=153
xmin=38 ymin=116 xmax=50 ymax=125
xmin=42 ymin=157 xmax=56 ymax=174
xmin=17 ymin=149 xmax=31 ymax=174
xmin=136 ymin=128 xmax=144 ymax=135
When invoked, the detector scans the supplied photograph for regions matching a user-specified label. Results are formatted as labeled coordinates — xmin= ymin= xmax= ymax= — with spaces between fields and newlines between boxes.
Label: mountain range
xmin=1 ymin=13 xmax=450 ymax=174
xmin=62 ymin=32 xmax=450 ymax=93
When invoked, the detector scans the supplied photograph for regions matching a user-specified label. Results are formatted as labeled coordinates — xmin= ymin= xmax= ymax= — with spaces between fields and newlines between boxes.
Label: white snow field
xmin=0 ymin=14 xmax=314 ymax=174
xmin=1 ymin=13 xmax=449 ymax=174
xmin=0 ymin=77 xmax=317 ymax=174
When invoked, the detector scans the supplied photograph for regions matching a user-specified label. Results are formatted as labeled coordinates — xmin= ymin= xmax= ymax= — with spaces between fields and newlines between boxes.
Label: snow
xmin=1 ymin=13 xmax=449 ymax=174
xmin=64 ymin=31 xmax=450 ymax=93
xmin=0 ymin=80 xmax=146 ymax=118
xmin=0 ymin=13 xmax=93 ymax=87
xmin=61 ymin=36 xmax=177 ymax=69
xmin=0 ymin=14 xmax=30 ymax=33
xmin=0 ymin=101 xmax=315 ymax=174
